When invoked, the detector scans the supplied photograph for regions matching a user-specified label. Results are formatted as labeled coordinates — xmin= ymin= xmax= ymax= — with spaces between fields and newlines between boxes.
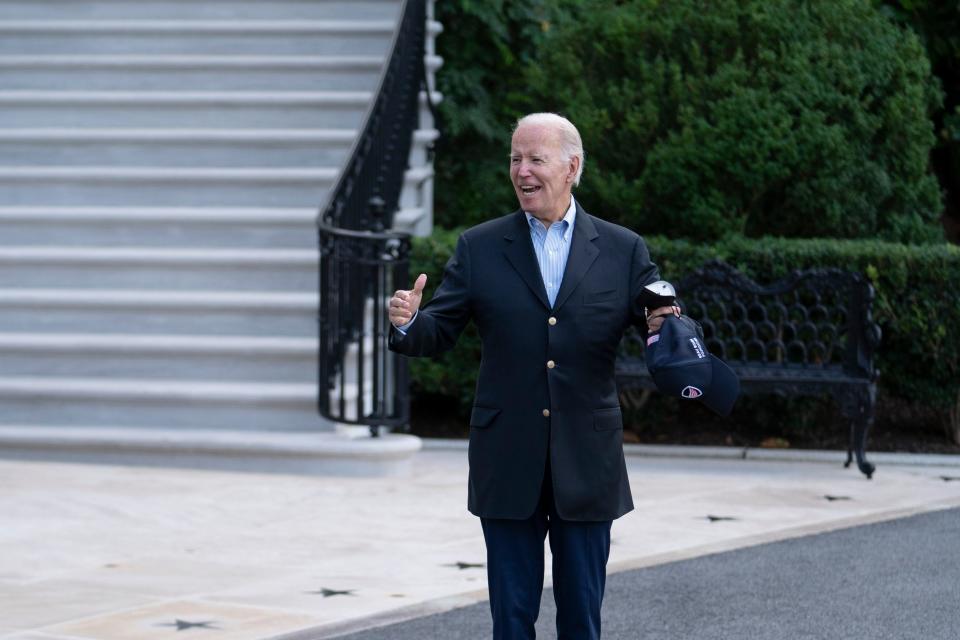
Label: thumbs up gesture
xmin=389 ymin=273 xmax=427 ymax=328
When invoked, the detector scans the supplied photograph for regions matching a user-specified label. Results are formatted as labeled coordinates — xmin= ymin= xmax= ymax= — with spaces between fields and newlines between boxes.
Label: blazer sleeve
xmin=389 ymin=233 xmax=473 ymax=357
xmin=628 ymin=234 xmax=661 ymax=335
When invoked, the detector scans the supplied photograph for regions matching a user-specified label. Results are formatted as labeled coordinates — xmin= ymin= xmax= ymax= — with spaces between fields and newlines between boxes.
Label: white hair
xmin=513 ymin=112 xmax=585 ymax=186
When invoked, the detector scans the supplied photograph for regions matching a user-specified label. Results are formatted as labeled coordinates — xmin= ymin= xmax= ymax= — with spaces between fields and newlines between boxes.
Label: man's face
xmin=509 ymin=123 xmax=578 ymax=220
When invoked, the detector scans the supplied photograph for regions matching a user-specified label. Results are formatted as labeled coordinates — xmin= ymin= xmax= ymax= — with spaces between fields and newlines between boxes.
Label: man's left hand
xmin=646 ymin=305 xmax=681 ymax=333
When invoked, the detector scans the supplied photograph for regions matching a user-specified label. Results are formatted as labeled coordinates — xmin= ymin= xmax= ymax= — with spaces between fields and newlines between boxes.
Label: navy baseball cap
xmin=644 ymin=314 xmax=740 ymax=416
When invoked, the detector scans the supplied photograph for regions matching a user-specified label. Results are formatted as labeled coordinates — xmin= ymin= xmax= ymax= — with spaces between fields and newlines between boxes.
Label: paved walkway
xmin=2 ymin=447 xmax=960 ymax=639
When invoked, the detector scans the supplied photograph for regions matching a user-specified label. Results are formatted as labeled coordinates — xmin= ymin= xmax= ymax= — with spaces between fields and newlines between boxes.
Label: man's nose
xmin=517 ymin=162 xmax=532 ymax=177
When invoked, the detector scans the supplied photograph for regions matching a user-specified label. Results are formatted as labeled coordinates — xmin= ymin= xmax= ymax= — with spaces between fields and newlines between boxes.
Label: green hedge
xmin=434 ymin=0 xmax=944 ymax=243
xmin=408 ymin=229 xmax=960 ymax=427
xmin=406 ymin=228 xmax=483 ymax=407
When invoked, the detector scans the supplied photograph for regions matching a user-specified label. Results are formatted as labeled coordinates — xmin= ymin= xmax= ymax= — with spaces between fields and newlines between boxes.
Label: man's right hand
xmin=389 ymin=273 xmax=427 ymax=328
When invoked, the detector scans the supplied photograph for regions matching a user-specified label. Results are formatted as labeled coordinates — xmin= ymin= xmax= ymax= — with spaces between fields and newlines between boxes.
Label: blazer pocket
xmin=470 ymin=406 xmax=501 ymax=429
xmin=583 ymin=289 xmax=618 ymax=305
xmin=593 ymin=407 xmax=623 ymax=431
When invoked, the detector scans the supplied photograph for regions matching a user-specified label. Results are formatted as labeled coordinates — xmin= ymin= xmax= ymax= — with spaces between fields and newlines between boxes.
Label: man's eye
xmin=510 ymin=157 xmax=520 ymax=164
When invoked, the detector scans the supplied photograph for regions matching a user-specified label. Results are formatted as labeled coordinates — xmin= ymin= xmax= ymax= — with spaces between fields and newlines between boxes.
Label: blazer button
xmin=546 ymin=360 xmax=555 ymax=369
xmin=542 ymin=409 xmax=551 ymax=417
xmin=548 ymin=316 xmax=557 ymax=325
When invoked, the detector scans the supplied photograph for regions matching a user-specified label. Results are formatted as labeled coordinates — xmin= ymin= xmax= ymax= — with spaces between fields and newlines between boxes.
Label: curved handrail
xmin=317 ymin=221 xmax=412 ymax=242
xmin=317 ymin=0 xmax=427 ymax=231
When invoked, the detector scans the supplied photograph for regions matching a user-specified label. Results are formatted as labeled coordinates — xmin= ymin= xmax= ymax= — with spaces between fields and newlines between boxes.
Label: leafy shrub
xmin=435 ymin=0 xmax=945 ymax=242
xmin=879 ymin=0 xmax=960 ymax=235
xmin=406 ymin=227 xmax=482 ymax=410
xmin=432 ymin=0 xmax=571 ymax=228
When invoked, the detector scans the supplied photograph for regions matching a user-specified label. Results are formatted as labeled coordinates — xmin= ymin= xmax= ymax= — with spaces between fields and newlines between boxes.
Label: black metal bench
xmin=617 ymin=260 xmax=882 ymax=478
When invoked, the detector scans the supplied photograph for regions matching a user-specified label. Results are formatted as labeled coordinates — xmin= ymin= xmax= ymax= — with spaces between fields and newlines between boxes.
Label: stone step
xmin=0 ymin=246 xmax=319 ymax=290
xmin=0 ymin=19 xmax=417 ymax=56
xmin=0 ymin=54 xmax=405 ymax=91
xmin=0 ymin=288 xmax=318 ymax=336
xmin=392 ymin=205 xmax=428 ymax=234
xmin=0 ymin=332 xmax=317 ymax=382
xmin=0 ymin=89 xmax=443 ymax=129
xmin=0 ymin=165 xmax=434 ymax=207
xmin=0 ymin=206 xmax=316 ymax=247
xmin=0 ymin=426 xmax=421 ymax=476
xmin=328 ymin=381 xmax=380 ymax=423
xmin=332 ymin=336 xmax=384 ymax=387
xmin=0 ymin=205 xmax=426 ymax=246
xmin=0 ymin=90 xmax=371 ymax=128
xmin=0 ymin=165 xmax=331 ymax=207
xmin=0 ymin=375 xmax=321 ymax=430
xmin=327 ymin=325 xmax=387 ymax=423
xmin=0 ymin=127 xmax=438 ymax=168
xmin=0 ymin=0 xmax=403 ymax=21
xmin=407 ymin=127 xmax=441 ymax=166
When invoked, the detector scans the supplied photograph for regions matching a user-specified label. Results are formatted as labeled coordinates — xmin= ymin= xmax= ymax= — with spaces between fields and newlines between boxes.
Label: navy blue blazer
xmin=389 ymin=203 xmax=661 ymax=521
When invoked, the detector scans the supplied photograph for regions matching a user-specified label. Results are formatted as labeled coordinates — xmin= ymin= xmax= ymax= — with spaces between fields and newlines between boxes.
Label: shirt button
xmin=543 ymin=409 xmax=551 ymax=417
xmin=548 ymin=317 xmax=557 ymax=325
xmin=546 ymin=360 xmax=555 ymax=369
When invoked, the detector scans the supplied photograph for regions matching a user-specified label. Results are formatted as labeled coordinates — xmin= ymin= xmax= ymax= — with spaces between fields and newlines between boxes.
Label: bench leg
xmin=846 ymin=418 xmax=875 ymax=479
xmin=844 ymin=387 xmax=876 ymax=479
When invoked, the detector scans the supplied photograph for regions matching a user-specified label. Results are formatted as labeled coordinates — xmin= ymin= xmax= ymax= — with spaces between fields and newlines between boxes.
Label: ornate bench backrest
xmin=621 ymin=261 xmax=880 ymax=380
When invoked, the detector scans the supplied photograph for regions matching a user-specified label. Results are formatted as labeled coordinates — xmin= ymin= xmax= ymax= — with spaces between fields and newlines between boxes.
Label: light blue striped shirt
xmin=525 ymin=197 xmax=577 ymax=307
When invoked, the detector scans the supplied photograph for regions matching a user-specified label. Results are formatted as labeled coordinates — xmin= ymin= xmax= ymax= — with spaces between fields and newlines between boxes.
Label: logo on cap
xmin=681 ymin=385 xmax=703 ymax=399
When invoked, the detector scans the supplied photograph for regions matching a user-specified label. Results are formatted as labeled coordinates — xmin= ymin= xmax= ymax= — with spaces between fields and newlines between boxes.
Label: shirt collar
xmin=525 ymin=196 xmax=577 ymax=241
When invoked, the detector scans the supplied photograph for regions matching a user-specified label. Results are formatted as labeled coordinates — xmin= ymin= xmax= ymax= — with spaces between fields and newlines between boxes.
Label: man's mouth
xmin=519 ymin=185 xmax=541 ymax=196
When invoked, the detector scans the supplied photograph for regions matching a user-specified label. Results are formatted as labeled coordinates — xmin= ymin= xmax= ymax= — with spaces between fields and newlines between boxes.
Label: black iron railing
xmin=317 ymin=0 xmax=429 ymax=433
xmin=319 ymin=0 xmax=427 ymax=231
xmin=318 ymin=221 xmax=412 ymax=431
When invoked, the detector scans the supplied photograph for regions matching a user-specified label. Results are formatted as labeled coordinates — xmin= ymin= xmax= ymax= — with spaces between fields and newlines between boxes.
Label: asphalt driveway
xmin=333 ymin=506 xmax=960 ymax=640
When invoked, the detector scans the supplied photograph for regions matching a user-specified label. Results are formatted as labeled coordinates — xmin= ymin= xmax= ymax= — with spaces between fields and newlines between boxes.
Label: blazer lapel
xmin=552 ymin=204 xmax=599 ymax=312
xmin=503 ymin=210 xmax=551 ymax=310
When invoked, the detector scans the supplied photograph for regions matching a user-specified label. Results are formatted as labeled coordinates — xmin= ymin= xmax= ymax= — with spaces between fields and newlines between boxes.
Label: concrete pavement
xmin=2 ymin=445 xmax=960 ymax=639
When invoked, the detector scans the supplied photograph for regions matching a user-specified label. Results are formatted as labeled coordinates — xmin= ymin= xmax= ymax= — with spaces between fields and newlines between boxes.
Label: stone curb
xmin=0 ymin=426 xmax=423 ymax=476
xmin=421 ymin=437 xmax=960 ymax=468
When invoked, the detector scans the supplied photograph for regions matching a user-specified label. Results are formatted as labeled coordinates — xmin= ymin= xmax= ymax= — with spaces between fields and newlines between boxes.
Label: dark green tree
xmin=432 ymin=0 xmax=574 ymax=228
xmin=877 ymin=0 xmax=960 ymax=243
xmin=441 ymin=0 xmax=944 ymax=242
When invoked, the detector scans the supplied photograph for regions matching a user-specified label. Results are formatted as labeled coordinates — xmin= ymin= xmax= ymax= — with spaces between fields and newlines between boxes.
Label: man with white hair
xmin=389 ymin=113 xmax=673 ymax=639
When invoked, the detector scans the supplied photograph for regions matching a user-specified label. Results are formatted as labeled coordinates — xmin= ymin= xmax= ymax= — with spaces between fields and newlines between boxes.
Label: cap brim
xmin=699 ymin=356 xmax=740 ymax=417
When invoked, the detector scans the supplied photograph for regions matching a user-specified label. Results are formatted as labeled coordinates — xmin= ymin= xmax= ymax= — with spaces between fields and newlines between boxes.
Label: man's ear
xmin=567 ymin=155 xmax=580 ymax=183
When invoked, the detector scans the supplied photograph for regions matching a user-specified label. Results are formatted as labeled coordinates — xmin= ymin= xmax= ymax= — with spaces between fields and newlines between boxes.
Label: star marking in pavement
xmin=444 ymin=562 xmax=486 ymax=570
xmin=155 ymin=619 xmax=219 ymax=631
xmin=705 ymin=515 xmax=738 ymax=522
xmin=307 ymin=588 xmax=357 ymax=597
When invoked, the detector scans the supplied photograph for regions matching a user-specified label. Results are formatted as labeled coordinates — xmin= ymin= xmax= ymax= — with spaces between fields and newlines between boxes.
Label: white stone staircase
xmin=0 ymin=0 xmax=440 ymax=471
